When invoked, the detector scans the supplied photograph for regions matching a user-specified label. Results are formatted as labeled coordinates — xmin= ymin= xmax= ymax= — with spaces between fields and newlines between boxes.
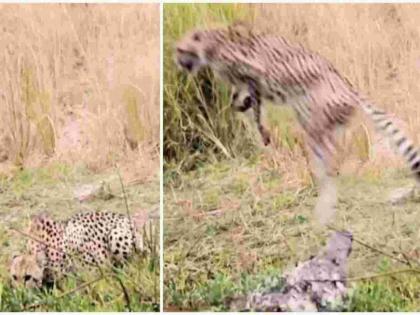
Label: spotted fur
xmin=10 ymin=211 xmax=143 ymax=288
xmin=175 ymin=23 xmax=420 ymax=223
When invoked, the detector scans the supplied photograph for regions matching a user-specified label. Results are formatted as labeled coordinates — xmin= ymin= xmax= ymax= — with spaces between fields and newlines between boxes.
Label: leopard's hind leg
xmin=307 ymin=130 xmax=342 ymax=226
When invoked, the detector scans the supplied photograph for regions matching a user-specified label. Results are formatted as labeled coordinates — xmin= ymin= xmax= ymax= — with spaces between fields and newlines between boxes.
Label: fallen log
xmin=229 ymin=230 xmax=353 ymax=312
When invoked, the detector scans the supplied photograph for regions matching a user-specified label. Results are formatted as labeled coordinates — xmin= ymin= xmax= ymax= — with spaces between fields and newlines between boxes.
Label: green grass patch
xmin=164 ymin=160 xmax=420 ymax=311
xmin=0 ymin=255 xmax=159 ymax=312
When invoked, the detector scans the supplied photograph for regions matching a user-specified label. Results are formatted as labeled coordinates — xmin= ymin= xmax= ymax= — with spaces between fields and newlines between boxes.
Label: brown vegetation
xmin=0 ymin=4 xmax=160 ymax=179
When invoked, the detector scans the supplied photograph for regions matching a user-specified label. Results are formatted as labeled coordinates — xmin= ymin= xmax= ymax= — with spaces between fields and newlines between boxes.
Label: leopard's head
xmin=175 ymin=28 xmax=224 ymax=74
xmin=9 ymin=212 xmax=59 ymax=289
xmin=175 ymin=22 xmax=257 ymax=75
xmin=9 ymin=251 xmax=47 ymax=289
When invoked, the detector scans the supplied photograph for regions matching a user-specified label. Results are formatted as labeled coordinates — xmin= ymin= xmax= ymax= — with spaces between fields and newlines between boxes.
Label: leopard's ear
xmin=35 ymin=250 xmax=47 ymax=268
xmin=228 ymin=20 xmax=253 ymax=40
xmin=10 ymin=252 xmax=20 ymax=262
xmin=29 ymin=212 xmax=52 ymax=230
xmin=9 ymin=253 xmax=23 ymax=275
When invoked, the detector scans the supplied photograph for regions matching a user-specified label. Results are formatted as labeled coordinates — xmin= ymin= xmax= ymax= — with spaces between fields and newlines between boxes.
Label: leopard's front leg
xmin=251 ymin=95 xmax=271 ymax=146
xmin=231 ymin=84 xmax=271 ymax=146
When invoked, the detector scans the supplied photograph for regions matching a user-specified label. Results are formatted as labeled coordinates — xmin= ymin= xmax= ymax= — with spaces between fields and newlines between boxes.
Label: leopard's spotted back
xmin=65 ymin=211 xmax=139 ymax=265
xmin=10 ymin=211 xmax=142 ymax=288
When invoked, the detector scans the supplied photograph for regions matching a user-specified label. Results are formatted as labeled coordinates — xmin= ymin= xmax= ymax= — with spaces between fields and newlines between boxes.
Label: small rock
xmin=73 ymin=181 xmax=114 ymax=202
xmin=389 ymin=186 xmax=420 ymax=205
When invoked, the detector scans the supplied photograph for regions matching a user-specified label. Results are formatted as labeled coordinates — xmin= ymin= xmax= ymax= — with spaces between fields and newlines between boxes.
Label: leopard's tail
xmin=360 ymin=101 xmax=420 ymax=182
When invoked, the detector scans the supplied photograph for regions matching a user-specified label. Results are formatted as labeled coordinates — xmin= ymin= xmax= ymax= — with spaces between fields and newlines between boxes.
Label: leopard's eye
xmin=192 ymin=33 xmax=201 ymax=42
xmin=243 ymin=96 xmax=252 ymax=108
xmin=24 ymin=274 xmax=32 ymax=282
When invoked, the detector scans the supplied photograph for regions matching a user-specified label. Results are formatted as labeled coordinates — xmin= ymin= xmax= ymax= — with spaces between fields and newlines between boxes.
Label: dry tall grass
xmin=0 ymin=4 xmax=160 ymax=179
xmin=165 ymin=4 xmax=420 ymax=180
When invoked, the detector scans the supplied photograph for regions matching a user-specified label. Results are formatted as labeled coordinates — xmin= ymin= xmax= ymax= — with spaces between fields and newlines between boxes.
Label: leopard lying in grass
xmin=10 ymin=211 xmax=145 ymax=289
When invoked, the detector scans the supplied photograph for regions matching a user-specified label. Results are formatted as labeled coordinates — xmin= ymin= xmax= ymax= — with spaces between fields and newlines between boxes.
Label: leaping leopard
xmin=175 ymin=22 xmax=420 ymax=224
